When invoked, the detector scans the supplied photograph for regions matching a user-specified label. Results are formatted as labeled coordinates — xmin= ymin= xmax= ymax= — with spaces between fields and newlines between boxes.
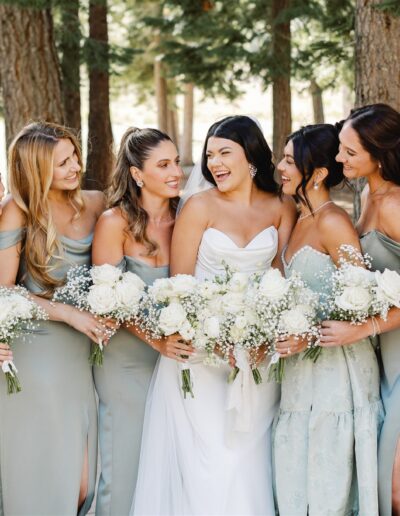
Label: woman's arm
xmin=272 ymin=195 xmax=297 ymax=271
xmin=170 ymin=194 xmax=210 ymax=275
xmin=92 ymin=209 xmax=125 ymax=266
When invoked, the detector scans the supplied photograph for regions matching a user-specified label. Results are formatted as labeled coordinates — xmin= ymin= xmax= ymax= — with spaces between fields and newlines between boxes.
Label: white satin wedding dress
xmin=132 ymin=226 xmax=280 ymax=516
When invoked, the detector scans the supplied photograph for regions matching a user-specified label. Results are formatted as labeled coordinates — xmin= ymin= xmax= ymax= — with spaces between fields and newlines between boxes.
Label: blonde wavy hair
xmin=107 ymin=127 xmax=179 ymax=256
xmin=9 ymin=121 xmax=85 ymax=298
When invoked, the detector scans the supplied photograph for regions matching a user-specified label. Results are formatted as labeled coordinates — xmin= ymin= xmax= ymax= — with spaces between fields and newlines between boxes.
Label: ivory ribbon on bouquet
xmin=225 ymin=348 xmax=257 ymax=438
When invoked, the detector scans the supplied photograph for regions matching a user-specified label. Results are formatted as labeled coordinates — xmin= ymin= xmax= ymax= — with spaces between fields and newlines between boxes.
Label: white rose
xmin=279 ymin=307 xmax=311 ymax=335
xmin=149 ymin=278 xmax=173 ymax=302
xmin=0 ymin=298 xmax=14 ymax=323
xmin=87 ymin=284 xmax=118 ymax=314
xmin=114 ymin=281 xmax=143 ymax=312
xmin=206 ymin=295 xmax=225 ymax=316
xmin=158 ymin=302 xmax=187 ymax=336
xmin=198 ymin=281 xmax=220 ymax=300
xmin=170 ymin=274 xmax=198 ymax=298
xmin=179 ymin=319 xmax=196 ymax=341
xmin=203 ymin=316 xmax=220 ymax=339
xmin=91 ymin=264 xmax=121 ymax=286
xmin=259 ymin=268 xmax=289 ymax=301
xmin=230 ymin=325 xmax=246 ymax=342
xmin=221 ymin=292 xmax=246 ymax=314
xmin=341 ymin=265 xmax=375 ymax=287
xmin=228 ymin=272 xmax=248 ymax=293
xmin=8 ymin=294 xmax=34 ymax=319
xmin=375 ymin=269 xmax=400 ymax=308
xmin=335 ymin=286 xmax=372 ymax=313
xmin=121 ymin=271 xmax=146 ymax=291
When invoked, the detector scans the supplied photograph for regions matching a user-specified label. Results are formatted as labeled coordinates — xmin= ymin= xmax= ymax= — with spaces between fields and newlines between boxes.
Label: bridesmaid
xmin=92 ymin=127 xmax=189 ymax=515
xmin=273 ymin=124 xmax=383 ymax=515
xmin=320 ymin=104 xmax=400 ymax=516
xmin=0 ymin=122 xmax=107 ymax=515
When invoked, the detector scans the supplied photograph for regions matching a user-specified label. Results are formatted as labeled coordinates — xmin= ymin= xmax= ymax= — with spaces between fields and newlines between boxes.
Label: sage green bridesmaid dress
xmin=93 ymin=256 xmax=167 ymax=516
xmin=273 ymin=246 xmax=383 ymax=516
xmin=361 ymin=230 xmax=400 ymax=516
xmin=0 ymin=228 xmax=97 ymax=516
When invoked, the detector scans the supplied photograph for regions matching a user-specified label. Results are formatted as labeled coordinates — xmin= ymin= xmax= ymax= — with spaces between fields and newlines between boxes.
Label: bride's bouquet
xmin=138 ymin=274 xmax=202 ymax=397
xmin=0 ymin=286 xmax=48 ymax=394
xmin=54 ymin=264 xmax=146 ymax=365
xmin=252 ymin=268 xmax=319 ymax=382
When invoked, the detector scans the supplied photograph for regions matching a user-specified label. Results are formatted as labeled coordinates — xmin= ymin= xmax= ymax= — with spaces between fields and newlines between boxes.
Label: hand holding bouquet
xmin=0 ymin=286 xmax=48 ymax=394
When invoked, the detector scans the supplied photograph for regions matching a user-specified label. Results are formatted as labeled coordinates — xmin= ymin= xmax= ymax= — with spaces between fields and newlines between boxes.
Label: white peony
xmin=179 ymin=319 xmax=196 ymax=341
xmin=335 ymin=286 xmax=372 ymax=313
xmin=341 ymin=265 xmax=375 ymax=287
xmin=91 ymin=264 xmax=121 ymax=286
xmin=121 ymin=271 xmax=146 ymax=291
xmin=279 ymin=307 xmax=311 ymax=335
xmin=221 ymin=292 xmax=246 ymax=314
xmin=228 ymin=272 xmax=249 ymax=293
xmin=170 ymin=274 xmax=198 ymax=298
xmin=203 ymin=316 xmax=220 ymax=338
xmin=258 ymin=268 xmax=289 ymax=301
xmin=87 ymin=284 xmax=118 ymax=314
xmin=8 ymin=294 xmax=34 ymax=319
xmin=149 ymin=278 xmax=173 ymax=302
xmin=375 ymin=269 xmax=400 ymax=308
xmin=158 ymin=302 xmax=187 ymax=336
xmin=0 ymin=299 xmax=14 ymax=324
xmin=114 ymin=281 xmax=143 ymax=311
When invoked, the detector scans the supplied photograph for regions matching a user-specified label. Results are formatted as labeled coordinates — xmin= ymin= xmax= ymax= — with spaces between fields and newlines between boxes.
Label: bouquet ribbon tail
xmin=2 ymin=360 xmax=18 ymax=376
xmin=225 ymin=349 xmax=255 ymax=439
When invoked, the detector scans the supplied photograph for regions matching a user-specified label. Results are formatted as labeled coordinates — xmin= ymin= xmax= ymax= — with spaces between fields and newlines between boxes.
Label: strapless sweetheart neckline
xmin=205 ymin=225 xmax=277 ymax=249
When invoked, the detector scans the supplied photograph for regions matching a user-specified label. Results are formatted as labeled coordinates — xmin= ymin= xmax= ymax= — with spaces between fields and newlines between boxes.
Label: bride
xmin=132 ymin=115 xmax=296 ymax=515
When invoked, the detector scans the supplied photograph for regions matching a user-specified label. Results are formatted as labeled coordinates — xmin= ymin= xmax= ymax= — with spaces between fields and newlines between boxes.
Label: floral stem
xmin=181 ymin=368 xmax=194 ymax=398
xmin=5 ymin=369 xmax=22 ymax=395
xmin=228 ymin=366 xmax=240 ymax=384
xmin=252 ymin=367 xmax=263 ymax=385
xmin=303 ymin=345 xmax=322 ymax=362
xmin=89 ymin=342 xmax=104 ymax=367
xmin=268 ymin=358 xmax=285 ymax=383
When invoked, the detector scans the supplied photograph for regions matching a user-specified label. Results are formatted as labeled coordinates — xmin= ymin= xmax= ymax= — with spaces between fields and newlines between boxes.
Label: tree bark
xmin=154 ymin=57 xmax=168 ymax=133
xmin=59 ymin=0 xmax=81 ymax=137
xmin=355 ymin=0 xmax=400 ymax=110
xmin=0 ymin=5 xmax=64 ymax=146
xmin=85 ymin=0 xmax=114 ymax=191
xmin=181 ymin=82 xmax=194 ymax=166
xmin=271 ymin=0 xmax=292 ymax=161
xmin=167 ymin=107 xmax=178 ymax=145
xmin=310 ymin=78 xmax=324 ymax=124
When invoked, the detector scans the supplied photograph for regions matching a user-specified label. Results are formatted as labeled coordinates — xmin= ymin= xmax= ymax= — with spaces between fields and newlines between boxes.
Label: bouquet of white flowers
xmin=138 ymin=274 xmax=202 ymax=397
xmin=0 ymin=286 xmax=48 ymax=394
xmin=54 ymin=264 xmax=146 ymax=365
xmin=252 ymin=268 xmax=319 ymax=382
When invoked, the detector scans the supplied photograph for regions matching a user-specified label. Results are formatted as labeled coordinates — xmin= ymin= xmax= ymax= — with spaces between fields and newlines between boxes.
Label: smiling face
xmin=50 ymin=138 xmax=81 ymax=191
xmin=336 ymin=122 xmax=380 ymax=180
xmin=205 ymin=136 xmax=252 ymax=193
xmin=132 ymin=140 xmax=183 ymax=198
xmin=277 ymin=140 xmax=303 ymax=196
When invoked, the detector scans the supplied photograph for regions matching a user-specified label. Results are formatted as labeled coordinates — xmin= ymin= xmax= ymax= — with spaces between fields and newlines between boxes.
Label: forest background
xmin=0 ymin=0 xmax=399 ymax=219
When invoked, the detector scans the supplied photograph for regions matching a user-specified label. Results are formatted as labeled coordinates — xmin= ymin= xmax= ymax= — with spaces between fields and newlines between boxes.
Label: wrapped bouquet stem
xmin=1 ymin=354 xmax=21 ymax=394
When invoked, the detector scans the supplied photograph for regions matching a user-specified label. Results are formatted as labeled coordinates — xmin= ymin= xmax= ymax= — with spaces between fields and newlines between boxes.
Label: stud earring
xmin=313 ymin=181 xmax=319 ymax=190
xmin=378 ymin=163 xmax=382 ymax=169
xmin=249 ymin=164 xmax=257 ymax=179
xmin=136 ymin=179 xmax=144 ymax=188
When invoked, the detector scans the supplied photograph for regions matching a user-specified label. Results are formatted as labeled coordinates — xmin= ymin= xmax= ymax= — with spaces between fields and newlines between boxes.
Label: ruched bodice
xmin=116 ymin=255 xmax=169 ymax=284
xmin=361 ymin=229 xmax=400 ymax=273
xmin=195 ymin=226 xmax=278 ymax=280
xmin=0 ymin=227 xmax=92 ymax=294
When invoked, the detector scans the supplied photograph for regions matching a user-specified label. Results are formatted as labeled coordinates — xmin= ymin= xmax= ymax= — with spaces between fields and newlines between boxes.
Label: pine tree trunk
xmin=271 ymin=0 xmax=292 ymax=161
xmin=154 ymin=58 xmax=168 ymax=132
xmin=0 ymin=5 xmax=64 ymax=146
xmin=355 ymin=0 xmax=400 ymax=110
xmin=167 ymin=107 xmax=178 ymax=145
xmin=181 ymin=82 xmax=194 ymax=166
xmin=59 ymin=0 xmax=81 ymax=137
xmin=85 ymin=0 xmax=114 ymax=191
xmin=310 ymin=78 xmax=324 ymax=124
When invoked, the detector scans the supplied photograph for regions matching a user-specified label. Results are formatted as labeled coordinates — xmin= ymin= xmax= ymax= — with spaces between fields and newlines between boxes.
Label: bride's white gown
xmin=132 ymin=227 xmax=280 ymax=515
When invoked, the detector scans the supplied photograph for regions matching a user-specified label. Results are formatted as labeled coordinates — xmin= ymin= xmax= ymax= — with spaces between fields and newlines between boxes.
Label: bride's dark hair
xmin=286 ymin=124 xmax=344 ymax=213
xmin=201 ymin=115 xmax=279 ymax=194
